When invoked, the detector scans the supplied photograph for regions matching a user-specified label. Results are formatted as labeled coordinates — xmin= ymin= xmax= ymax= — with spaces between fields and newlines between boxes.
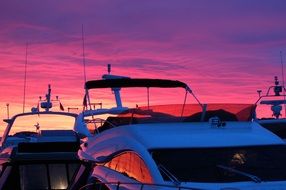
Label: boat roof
xmin=84 ymin=122 xmax=284 ymax=158
xmin=85 ymin=78 xmax=189 ymax=90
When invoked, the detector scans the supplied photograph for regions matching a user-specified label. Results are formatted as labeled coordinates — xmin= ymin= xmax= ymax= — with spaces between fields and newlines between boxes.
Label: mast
xmin=81 ymin=24 xmax=92 ymax=110
xmin=280 ymin=51 xmax=286 ymax=117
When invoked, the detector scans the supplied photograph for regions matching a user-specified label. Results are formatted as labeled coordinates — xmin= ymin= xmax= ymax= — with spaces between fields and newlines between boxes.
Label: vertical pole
xmin=181 ymin=90 xmax=188 ymax=117
xmin=114 ymin=88 xmax=123 ymax=108
xmin=23 ymin=43 xmax=28 ymax=113
xmin=147 ymin=87 xmax=150 ymax=109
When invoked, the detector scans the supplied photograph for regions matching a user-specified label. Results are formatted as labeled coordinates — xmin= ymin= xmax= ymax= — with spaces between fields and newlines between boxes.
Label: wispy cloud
xmin=1 ymin=0 xmax=286 ymax=128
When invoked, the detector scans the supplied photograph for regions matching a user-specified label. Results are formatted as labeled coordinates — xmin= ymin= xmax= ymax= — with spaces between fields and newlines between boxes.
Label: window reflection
xmin=230 ymin=152 xmax=246 ymax=166
xmin=105 ymin=151 xmax=152 ymax=183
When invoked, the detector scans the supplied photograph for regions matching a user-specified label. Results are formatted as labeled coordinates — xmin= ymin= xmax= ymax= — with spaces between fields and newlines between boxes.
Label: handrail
xmin=79 ymin=181 xmax=206 ymax=190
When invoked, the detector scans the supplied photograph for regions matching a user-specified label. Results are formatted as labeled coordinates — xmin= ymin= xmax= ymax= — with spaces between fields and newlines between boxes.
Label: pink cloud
xmin=1 ymin=0 xmax=286 ymax=131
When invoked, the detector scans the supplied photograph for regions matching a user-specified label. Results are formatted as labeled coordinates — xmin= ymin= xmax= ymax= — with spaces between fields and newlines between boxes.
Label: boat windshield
xmin=122 ymin=103 xmax=254 ymax=122
xmin=89 ymin=103 xmax=254 ymax=133
xmin=7 ymin=114 xmax=76 ymax=136
xmin=150 ymin=145 xmax=286 ymax=183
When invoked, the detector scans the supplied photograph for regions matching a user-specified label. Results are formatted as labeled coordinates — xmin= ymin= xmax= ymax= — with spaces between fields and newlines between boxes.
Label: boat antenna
xmin=108 ymin=63 xmax=111 ymax=75
xmin=257 ymin=90 xmax=262 ymax=97
xmin=81 ymin=24 xmax=93 ymax=111
xmin=23 ymin=42 xmax=28 ymax=113
xmin=82 ymin=24 xmax=87 ymax=83
xmin=280 ymin=51 xmax=286 ymax=117
xmin=45 ymin=84 xmax=52 ymax=112
xmin=6 ymin=103 xmax=9 ymax=119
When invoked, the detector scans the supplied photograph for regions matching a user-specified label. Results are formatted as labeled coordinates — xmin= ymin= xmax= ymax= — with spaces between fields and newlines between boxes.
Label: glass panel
xmin=151 ymin=145 xmax=286 ymax=182
xmin=19 ymin=164 xmax=48 ymax=190
xmin=98 ymin=103 xmax=254 ymax=132
xmin=9 ymin=114 xmax=75 ymax=136
xmin=48 ymin=164 xmax=68 ymax=189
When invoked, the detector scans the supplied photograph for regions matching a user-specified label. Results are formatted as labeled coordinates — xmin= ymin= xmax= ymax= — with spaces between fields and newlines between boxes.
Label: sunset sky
xmin=1 ymin=0 xmax=286 ymax=128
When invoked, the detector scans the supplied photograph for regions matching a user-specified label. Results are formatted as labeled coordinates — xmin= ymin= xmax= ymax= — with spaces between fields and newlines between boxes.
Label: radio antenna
xmin=81 ymin=24 xmax=92 ymax=110
xmin=23 ymin=43 xmax=28 ymax=113
xmin=82 ymin=24 xmax=87 ymax=83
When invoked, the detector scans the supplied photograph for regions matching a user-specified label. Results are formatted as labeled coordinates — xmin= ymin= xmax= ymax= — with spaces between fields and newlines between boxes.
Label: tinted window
xmin=20 ymin=164 xmax=49 ymax=190
xmin=105 ymin=152 xmax=152 ymax=183
xmin=19 ymin=163 xmax=79 ymax=190
xmin=49 ymin=164 xmax=68 ymax=189
xmin=151 ymin=145 xmax=286 ymax=182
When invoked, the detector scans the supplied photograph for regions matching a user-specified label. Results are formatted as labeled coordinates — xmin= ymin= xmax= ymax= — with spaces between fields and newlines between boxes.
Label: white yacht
xmin=71 ymin=71 xmax=286 ymax=190
xmin=254 ymin=76 xmax=286 ymax=139
xmin=0 ymin=85 xmax=81 ymax=190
